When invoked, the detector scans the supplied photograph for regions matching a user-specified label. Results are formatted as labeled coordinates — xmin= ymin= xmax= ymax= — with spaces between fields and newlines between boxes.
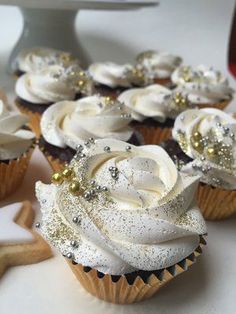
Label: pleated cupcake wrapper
xmin=153 ymin=77 xmax=172 ymax=87
xmin=0 ymin=147 xmax=34 ymax=200
xmin=66 ymin=236 xmax=206 ymax=304
xmin=15 ymin=101 xmax=42 ymax=138
xmin=197 ymin=184 xmax=236 ymax=220
xmin=38 ymin=144 xmax=66 ymax=173
xmin=134 ymin=125 xmax=172 ymax=145
xmin=197 ymin=99 xmax=230 ymax=110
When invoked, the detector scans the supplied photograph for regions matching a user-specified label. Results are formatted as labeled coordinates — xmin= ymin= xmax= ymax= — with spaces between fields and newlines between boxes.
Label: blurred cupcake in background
xmin=135 ymin=50 xmax=182 ymax=87
xmin=88 ymin=61 xmax=153 ymax=98
xmin=0 ymin=93 xmax=35 ymax=200
xmin=118 ymin=84 xmax=195 ymax=144
xmin=15 ymin=65 xmax=94 ymax=137
xmin=39 ymin=95 xmax=142 ymax=172
xmin=167 ymin=108 xmax=236 ymax=220
xmin=36 ymin=138 xmax=206 ymax=304
xmin=171 ymin=65 xmax=234 ymax=110
xmin=14 ymin=46 xmax=80 ymax=77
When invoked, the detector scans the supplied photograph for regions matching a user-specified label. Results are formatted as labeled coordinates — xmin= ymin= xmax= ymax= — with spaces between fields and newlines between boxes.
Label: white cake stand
xmin=0 ymin=1 xmax=158 ymax=71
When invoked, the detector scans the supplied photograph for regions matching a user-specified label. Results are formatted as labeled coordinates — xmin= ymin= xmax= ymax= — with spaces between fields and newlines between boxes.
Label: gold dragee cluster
xmin=51 ymin=167 xmax=81 ymax=195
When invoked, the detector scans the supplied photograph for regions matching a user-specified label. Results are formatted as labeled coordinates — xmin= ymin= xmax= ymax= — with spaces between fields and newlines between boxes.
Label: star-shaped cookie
xmin=0 ymin=201 xmax=52 ymax=277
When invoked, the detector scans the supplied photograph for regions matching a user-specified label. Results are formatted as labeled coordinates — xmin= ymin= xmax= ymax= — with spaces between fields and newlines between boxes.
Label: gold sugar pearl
xmin=60 ymin=53 xmax=71 ymax=63
xmin=193 ymin=131 xmax=202 ymax=141
xmin=104 ymin=96 xmax=112 ymax=104
xmin=207 ymin=147 xmax=216 ymax=157
xmin=69 ymin=181 xmax=81 ymax=195
xmin=79 ymin=71 xmax=85 ymax=77
xmin=62 ymin=168 xmax=74 ymax=180
xmin=77 ymin=80 xmax=86 ymax=87
xmin=51 ymin=173 xmax=63 ymax=185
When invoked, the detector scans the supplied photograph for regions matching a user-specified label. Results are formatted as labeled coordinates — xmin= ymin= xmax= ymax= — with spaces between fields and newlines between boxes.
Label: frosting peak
xmin=136 ymin=50 xmax=182 ymax=79
xmin=171 ymin=65 xmax=234 ymax=104
xmin=40 ymin=95 xmax=134 ymax=149
xmin=16 ymin=47 xmax=80 ymax=73
xmin=15 ymin=65 xmax=93 ymax=105
xmin=172 ymin=108 xmax=236 ymax=189
xmin=36 ymin=139 xmax=206 ymax=275
xmin=0 ymin=100 xmax=35 ymax=160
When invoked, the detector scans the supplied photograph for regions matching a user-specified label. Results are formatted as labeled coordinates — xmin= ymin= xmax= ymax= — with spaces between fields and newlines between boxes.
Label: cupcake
xmin=171 ymin=65 xmax=234 ymax=109
xmin=39 ymin=95 xmax=142 ymax=172
xmin=14 ymin=46 xmax=80 ymax=77
xmin=0 ymin=96 xmax=35 ymax=200
xmin=167 ymin=108 xmax=236 ymax=220
xmin=88 ymin=62 xmax=152 ymax=98
xmin=118 ymin=84 xmax=195 ymax=144
xmin=36 ymin=138 xmax=206 ymax=304
xmin=15 ymin=65 xmax=93 ymax=137
xmin=136 ymin=50 xmax=182 ymax=87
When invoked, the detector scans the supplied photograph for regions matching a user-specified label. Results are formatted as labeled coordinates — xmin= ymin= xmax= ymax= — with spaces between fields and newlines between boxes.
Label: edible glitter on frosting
xmin=118 ymin=84 xmax=195 ymax=122
xmin=40 ymin=95 xmax=133 ymax=148
xmin=136 ymin=50 xmax=182 ymax=79
xmin=16 ymin=47 xmax=80 ymax=74
xmin=0 ymin=100 xmax=35 ymax=160
xmin=36 ymin=139 xmax=206 ymax=275
xmin=172 ymin=108 xmax=236 ymax=189
xmin=15 ymin=65 xmax=94 ymax=105
xmin=171 ymin=65 xmax=234 ymax=104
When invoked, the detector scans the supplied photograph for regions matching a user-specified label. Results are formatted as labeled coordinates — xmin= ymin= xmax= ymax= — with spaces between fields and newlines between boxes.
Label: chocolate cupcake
xmin=118 ymin=84 xmax=195 ymax=144
xmin=88 ymin=61 xmax=154 ymax=98
xmin=39 ymin=95 xmax=143 ymax=172
xmin=14 ymin=46 xmax=80 ymax=77
xmin=169 ymin=108 xmax=236 ymax=220
xmin=36 ymin=138 xmax=206 ymax=304
xmin=171 ymin=65 xmax=234 ymax=109
xmin=15 ymin=64 xmax=94 ymax=137
xmin=135 ymin=50 xmax=182 ymax=87
xmin=0 ymin=95 xmax=35 ymax=200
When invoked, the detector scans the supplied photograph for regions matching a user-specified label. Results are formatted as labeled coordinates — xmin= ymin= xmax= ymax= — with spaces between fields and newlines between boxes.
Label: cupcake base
xmin=197 ymin=184 xmax=236 ymax=220
xmin=15 ymin=98 xmax=50 ymax=138
xmin=197 ymin=99 xmax=230 ymax=110
xmin=39 ymin=132 xmax=143 ymax=172
xmin=0 ymin=146 xmax=34 ymax=200
xmin=66 ymin=236 xmax=206 ymax=304
xmin=132 ymin=118 xmax=174 ymax=145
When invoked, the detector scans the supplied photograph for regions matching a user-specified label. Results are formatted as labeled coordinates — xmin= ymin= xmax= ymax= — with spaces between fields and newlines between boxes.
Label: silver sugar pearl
xmin=200 ymin=156 xmax=206 ymax=161
xmin=104 ymin=146 xmax=111 ymax=152
xmin=76 ymin=144 xmax=84 ymax=152
xmin=96 ymin=185 xmax=101 ymax=191
xmin=84 ymin=140 xmax=90 ymax=146
xmin=70 ymin=240 xmax=78 ymax=248
xmin=102 ymin=186 xmax=108 ymax=191
xmin=126 ymin=145 xmax=131 ymax=152
xmin=72 ymin=216 xmax=80 ymax=224
xmin=109 ymin=166 xmax=113 ymax=171
xmin=90 ymin=189 xmax=96 ymax=195
xmin=90 ymin=180 xmax=96 ymax=186
xmin=84 ymin=191 xmax=91 ymax=200
xmin=66 ymin=252 xmax=74 ymax=259
xmin=89 ymin=137 xmax=95 ymax=143
xmin=35 ymin=222 xmax=40 ymax=228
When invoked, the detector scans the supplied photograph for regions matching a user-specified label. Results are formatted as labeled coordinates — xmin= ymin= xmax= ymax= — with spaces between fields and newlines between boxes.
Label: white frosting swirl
xmin=16 ymin=47 xmax=80 ymax=73
xmin=36 ymin=139 xmax=206 ymax=275
xmin=118 ymin=84 xmax=195 ymax=122
xmin=171 ymin=65 xmax=234 ymax=104
xmin=0 ymin=100 xmax=35 ymax=160
xmin=88 ymin=62 xmax=134 ymax=88
xmin=172 ymin=108 xmax=236 ymax=189
xmin=15 ymin=65 xmax=93 ymax=105
xmin=136 ymin=50 xmax=182 ymax=79
xmin=41 ymin=95 xmax=133 ymax=148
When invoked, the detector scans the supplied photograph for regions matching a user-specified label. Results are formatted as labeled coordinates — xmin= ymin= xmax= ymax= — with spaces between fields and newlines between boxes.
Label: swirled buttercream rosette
xmin=36 ymin=139 xmax=206 ymax=303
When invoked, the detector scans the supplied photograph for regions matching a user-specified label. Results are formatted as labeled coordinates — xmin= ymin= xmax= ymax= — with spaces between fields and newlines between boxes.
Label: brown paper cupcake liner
xmin=0 ymin=147 xmax=34 ymax=200
xmin=38 ymin=144 xmax=66 ymax=173
xmin=197 ymin=184 xmax=236 ymax=220
xmin=66 ymin=236 xmax=206 ymax=304
xmin=197 ymin=99 xmax=230 ymax=110
xmin=15 ymin=101 xmax=42 ymax=138
xmin=134 ymin=125 xmax=172 ymax=145
xmin=153 ymin=77 xmax=172 ymax=86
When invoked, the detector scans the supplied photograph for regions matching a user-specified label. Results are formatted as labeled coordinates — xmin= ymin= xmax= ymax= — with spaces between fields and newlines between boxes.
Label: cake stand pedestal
xmin=0 ymin=1 xmax=158 ymax=72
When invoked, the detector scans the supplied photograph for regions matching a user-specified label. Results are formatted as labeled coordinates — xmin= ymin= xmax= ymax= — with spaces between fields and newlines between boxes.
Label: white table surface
xmin=0 ymin=1 xmax=236 ymax=313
